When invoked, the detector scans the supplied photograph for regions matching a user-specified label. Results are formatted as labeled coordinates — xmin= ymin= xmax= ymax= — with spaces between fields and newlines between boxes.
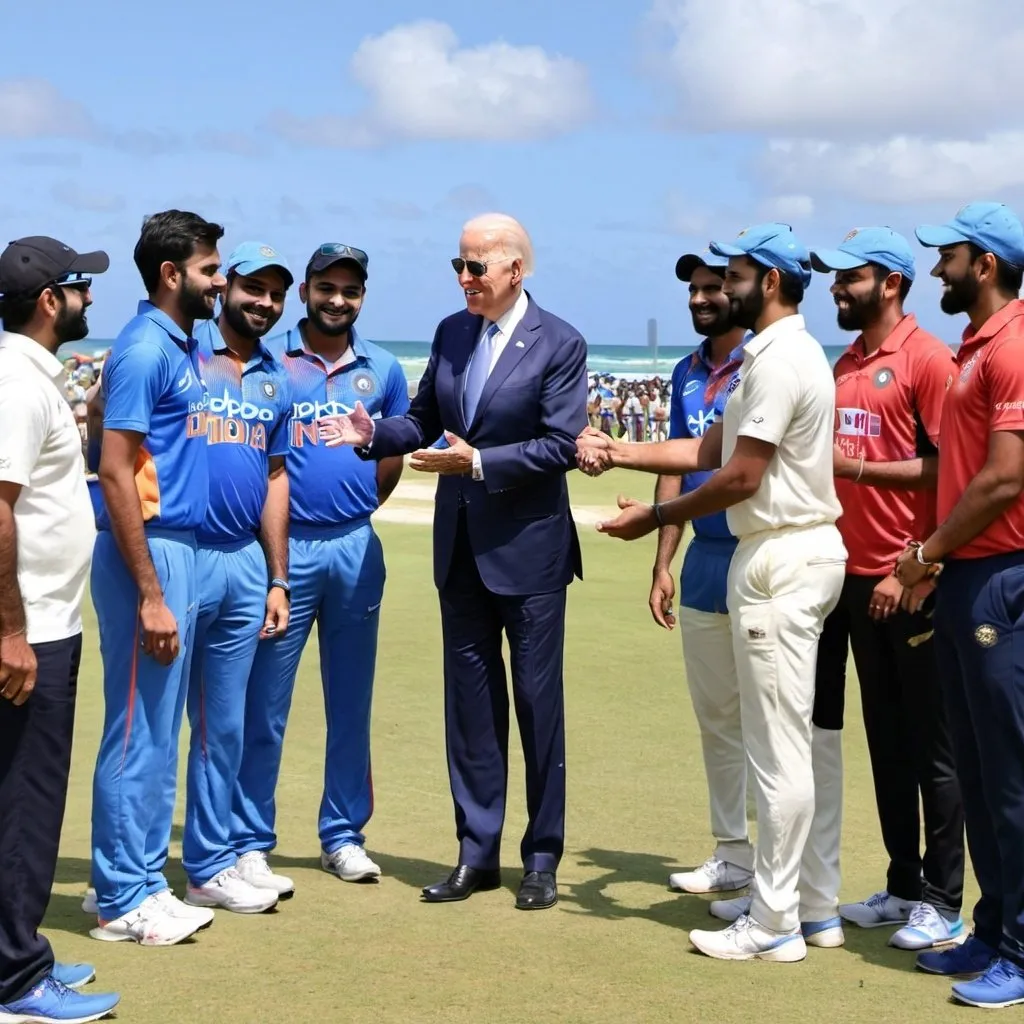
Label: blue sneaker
xmin=917 ymin=935 xmax=997 ymax=977
xmin=802 ymin=917 xmax=845 ymax=948
xmin=890 ymin=902 xmax=965 ymax=950
xmin=0 ymin=975 xmax=119 ymax=1023
xmin=50 ymin=964 xmax=96 ymax=990
xmin=953 ymin=958 xmax=1024 ymax=1008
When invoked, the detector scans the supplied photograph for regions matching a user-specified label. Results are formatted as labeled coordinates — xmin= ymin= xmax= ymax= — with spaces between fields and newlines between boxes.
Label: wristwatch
xmin=270 ymin=577 xmax=291 ymax=597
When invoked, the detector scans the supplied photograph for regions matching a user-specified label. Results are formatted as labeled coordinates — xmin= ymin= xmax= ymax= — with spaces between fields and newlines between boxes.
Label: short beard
xmin=307 ymin=305 xmax=354 ymax=338
xmin=222 ymin=300 xmax=269 ymax=341
xmin=690 ymin=307 xmax=735 ymax=338
xmin=940 ymin=273 xmax=980 ymax=316
xmin=729 ymin=289 xmax=764 ymax=332
xmin=53 ymin=293 xmax=89 ymax=344
xmin=836 ymin=283 xmax=884 ymax=332
xmin=180 ymin=276 xmax=216 ymax=322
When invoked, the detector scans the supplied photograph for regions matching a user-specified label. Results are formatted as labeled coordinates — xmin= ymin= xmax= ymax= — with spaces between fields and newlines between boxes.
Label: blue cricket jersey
xmin=669 ymin=338 xmax=745 ymax=613
xmin=267 ymin=325 xmax=410 ymax=525
xmin=98 ymin=301 xmax=210 ymax=531
xmin=194 ymin=320 xmax=292 ymax=545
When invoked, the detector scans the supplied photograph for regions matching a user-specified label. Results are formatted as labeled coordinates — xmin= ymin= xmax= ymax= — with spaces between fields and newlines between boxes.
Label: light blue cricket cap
xmin=709 ymin=222 xmax=812 ymax=288
xmin=916 ymin=202 xmax=1024 ymax=268
xmin=810 ymin=226 xmax=916 ymax=281
xmin=224 ymin=241 xmax=294 ymax=288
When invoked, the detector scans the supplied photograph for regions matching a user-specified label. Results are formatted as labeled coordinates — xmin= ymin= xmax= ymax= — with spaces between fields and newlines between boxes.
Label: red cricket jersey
xmin=833 ymin=314 xmax=954 ymax=575
xmin=938 ymin=300 xmax=1024 ymax=559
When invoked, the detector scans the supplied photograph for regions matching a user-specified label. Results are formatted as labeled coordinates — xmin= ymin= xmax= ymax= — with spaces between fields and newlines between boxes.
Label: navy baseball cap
xmin=709 ymin=223 xmax=812 ymax=288
xmin=0 ymin=236 xmax=109 ymax=298
xmin=224 ymin=241 xmax=293 ymax=288
xmin=675 ymin=248 xmax=729 ymax=282
xmin=810 ymin=226 xmax=916 ymax=281
xmin=916 ymin=202 xmax=1024 ymax=268
xmin=306 ymin=243 xmax=368 ymax=281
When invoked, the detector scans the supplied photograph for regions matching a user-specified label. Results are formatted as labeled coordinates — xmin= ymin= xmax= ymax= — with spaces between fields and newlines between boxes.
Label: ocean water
xmin=59 ymin=338 xmax=851 ymax=382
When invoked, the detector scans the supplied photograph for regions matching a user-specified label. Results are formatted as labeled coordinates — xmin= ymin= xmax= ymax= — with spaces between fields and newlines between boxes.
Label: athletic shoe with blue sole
xmin=916 ymin=935 xmax=997 ymax=978
xmin=802 ymin=917 xmax=845 ymax=948
xmin=0 ymin=975 xmax=119 ymax=1023
xmin=49 ymin=964 xmax=95 ymax=991
xmin=952 ymin=958 xmax=1024 ymax=1008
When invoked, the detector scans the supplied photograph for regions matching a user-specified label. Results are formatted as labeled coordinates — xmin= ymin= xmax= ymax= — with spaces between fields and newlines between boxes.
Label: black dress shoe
xmin=421 ymin=865 xmax=501 ymax=903
xmin=516 ymin=870 xmax=557 ymax=910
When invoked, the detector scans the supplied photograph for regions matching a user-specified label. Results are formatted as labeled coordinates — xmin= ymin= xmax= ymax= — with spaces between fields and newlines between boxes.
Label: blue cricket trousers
xmin=933 ymin=552 xmax=1024 ymax=966
xmin=238 ymin=519 xmax=385 ymax=855
xmin=183 ymin=538 xmax=267 ymax=886
xmin=90 ymin=528 xmax=198 ymax=920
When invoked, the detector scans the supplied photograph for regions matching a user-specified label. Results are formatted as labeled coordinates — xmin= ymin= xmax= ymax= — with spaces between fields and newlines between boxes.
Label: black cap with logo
xmin=306 ymin=243 xmax=368 ymax=282
xmin=0 ymin=236 xmax=109 ymax=299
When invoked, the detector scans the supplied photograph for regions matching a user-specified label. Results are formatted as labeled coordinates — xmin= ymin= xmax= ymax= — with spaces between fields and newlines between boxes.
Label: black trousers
xmin=814 ymin=574 xmax=964 ymax=914
xmin=0 ymin=633 xmax=80 ymax=1004
xmin=438 ymin=512 xmax=567 ymax=873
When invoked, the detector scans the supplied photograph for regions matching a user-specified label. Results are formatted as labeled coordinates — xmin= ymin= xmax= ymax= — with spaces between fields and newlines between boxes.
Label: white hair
xmin=461 ymin=212 xmax=535 ymax=278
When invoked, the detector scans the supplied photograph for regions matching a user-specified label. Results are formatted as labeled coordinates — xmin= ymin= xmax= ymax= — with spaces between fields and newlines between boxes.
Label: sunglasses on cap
xmin=451 ymin=255 xmax=516 ymax=278
xmin=317 ymin=243 xmax=368 ymax=262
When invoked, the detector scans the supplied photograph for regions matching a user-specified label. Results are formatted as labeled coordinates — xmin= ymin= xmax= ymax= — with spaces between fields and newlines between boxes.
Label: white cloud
xmin=760 ymin=194 xmax=815 ymax=221
xmin=0 ymin=78 xmax=94 ymax=139
xmin=268 ymin=21 xmax=593 ymax=147
xmin=51 ymin=181 xmax=124 ymax=213
xmin=649 ymin=0 xmax=1024 ymax=138
xmin=766 ymin=134 xmax=1024 ymax=204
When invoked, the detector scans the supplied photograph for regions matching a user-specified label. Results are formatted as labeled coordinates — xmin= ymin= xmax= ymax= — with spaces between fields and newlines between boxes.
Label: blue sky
xmin=3 ymin=0 xmax=1023 ymax=344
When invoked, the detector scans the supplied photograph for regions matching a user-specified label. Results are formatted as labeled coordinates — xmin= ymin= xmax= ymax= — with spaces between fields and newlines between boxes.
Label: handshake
xmin=575 ymin=427 xmax=621 ymax=477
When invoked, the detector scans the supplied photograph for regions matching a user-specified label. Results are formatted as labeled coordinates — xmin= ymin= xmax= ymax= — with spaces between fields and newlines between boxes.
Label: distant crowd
xmin=588 ymin=373 xmax=671 ymax=442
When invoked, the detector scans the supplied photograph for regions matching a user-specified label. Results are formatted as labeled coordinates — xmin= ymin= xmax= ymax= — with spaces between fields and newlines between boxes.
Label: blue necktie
xmin=463 ymin=322 xmax=500 ymax=425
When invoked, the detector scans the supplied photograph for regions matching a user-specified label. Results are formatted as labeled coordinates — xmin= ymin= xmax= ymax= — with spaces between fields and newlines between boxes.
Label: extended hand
xmin=868 ymin=574 xmax=902 ymax=621
xmin=410 ymin=432 xmax=475 ymax=475
xmin=0 ymin=631 xmax=37 ymax=705
xmin=576 ymin=427 xmax=615 ymax=477
xmin=139 ymin=596 xmax=180 ymax=666
xmin=261 ymin=587 xmax=290 ymax=639
xmin=317 ymin=402 xmax=374 ymax=448
xmin=596 ymin=495 xmax=658 ymax=541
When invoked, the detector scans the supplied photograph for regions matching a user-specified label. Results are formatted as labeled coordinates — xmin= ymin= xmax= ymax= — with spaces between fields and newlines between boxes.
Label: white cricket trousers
xmin=678 ymin=606 xmax=754 ymax=872
xmin=727 ymin=522 xmax=846 ymax=934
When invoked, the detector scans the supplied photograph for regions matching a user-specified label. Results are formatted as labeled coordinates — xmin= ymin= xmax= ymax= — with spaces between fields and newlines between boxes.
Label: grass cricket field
xmin=47 ymin=469 xmax=977 ymax=1023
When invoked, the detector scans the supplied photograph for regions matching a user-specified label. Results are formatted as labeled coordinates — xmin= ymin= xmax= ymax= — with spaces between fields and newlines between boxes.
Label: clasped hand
xmin=576 ymin=427 xmax=615 ymax=477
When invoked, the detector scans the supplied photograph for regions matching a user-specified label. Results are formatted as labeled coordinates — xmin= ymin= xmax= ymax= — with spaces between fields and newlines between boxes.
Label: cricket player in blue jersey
xmin=652 ymin=251 xmax=753 ymax=895
xmin=181 ymin=242 xmax=295 ymax=914
xmin=89 ymin=210 xmax=225 ymax=947
xmin=243 ymin=243 xmax=408 ymax=885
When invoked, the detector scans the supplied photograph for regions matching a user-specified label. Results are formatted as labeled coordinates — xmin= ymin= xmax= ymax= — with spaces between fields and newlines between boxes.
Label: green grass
xmin=48 ymin=469 xmax=976 ymax=1023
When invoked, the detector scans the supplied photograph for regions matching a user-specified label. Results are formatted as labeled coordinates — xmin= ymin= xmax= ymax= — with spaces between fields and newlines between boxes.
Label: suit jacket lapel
xmin=469 ymin=297 xmax=542 ymax=430
xmin=451 ymin=314 xmax=484 ymax=435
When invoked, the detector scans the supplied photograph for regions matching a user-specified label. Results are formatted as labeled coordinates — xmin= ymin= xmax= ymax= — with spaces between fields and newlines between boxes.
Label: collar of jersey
xmin=960 ymin=298 xmax=1024 ymax=351
xmin=695 ymin=332 xmax=751 ymax=372
xmin=285 ymin=322 xmax=365 ymax=363
xmin=209 ymin=325 xmax=274 ymax=369
xmin=0 ymin=330 xmax=65 ymax=383
xmin=743 ymin=314 xmax=805 ymax=359
xmin=137 ymin=300 xmax=192 ymax=347
xmin=848 ymin=313 xmax=919 ymax=361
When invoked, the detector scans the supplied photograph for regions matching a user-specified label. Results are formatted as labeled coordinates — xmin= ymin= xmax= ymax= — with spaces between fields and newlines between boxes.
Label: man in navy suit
xmin=318 ymin=213 xmax=588 ymax=910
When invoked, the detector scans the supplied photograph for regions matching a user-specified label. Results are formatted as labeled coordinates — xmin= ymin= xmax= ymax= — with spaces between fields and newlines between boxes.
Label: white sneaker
xmin=83 ymin=885 xmax=214 ymax=928
xmin=690 ymin=914 xmax=807 ymax=963
xmin=709 ymin=895 xmax=752 ymax=922
xmin=89 ymin=893 xmax=205 ymax=946
xmin=802 ymin=917 xmax=846 ymax=948
xmin=889 ymin=902 xmax=966 ymax=950
xmin=81 ymin=888 xmax=98 ymax=915
xmin=236 ymin=851 xmax=295 ymax=898
xmin=669 ymin=856 xmax=753 ymax=894
xmin=185 ymin=868 xmax=279 ymax=914
xmin=151 ymin=889 xmax=216 ymax=928
xmin=321 ymin=845 xmax=381 ymax=882
xmin=838 ymin=890 xmax=914 ymax=928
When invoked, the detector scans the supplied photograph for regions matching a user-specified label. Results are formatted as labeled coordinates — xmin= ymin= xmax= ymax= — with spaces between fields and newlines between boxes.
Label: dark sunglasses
xmin=451 ymin=256 xmax=516 ymax=277
xmin=317 ymin=243 xmax=368 ymax=263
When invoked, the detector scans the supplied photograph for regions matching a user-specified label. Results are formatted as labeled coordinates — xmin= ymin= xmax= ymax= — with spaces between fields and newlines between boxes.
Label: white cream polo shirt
xmin=722 ymin=314 xmax=842 ymax=539
xmin=0 ymin=331 xmax=95 ymax=643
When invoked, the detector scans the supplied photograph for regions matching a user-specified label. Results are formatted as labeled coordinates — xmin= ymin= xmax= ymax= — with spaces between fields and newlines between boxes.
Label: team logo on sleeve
xmin=263 ymin=381 xmax=276 ymax=398
xmin=873 ymin=367 xmax=894 ymax=388
xmin=352 ymin=372 xmax=376 ymax=396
